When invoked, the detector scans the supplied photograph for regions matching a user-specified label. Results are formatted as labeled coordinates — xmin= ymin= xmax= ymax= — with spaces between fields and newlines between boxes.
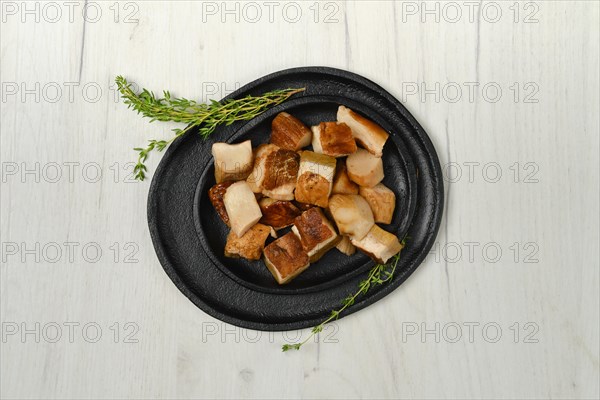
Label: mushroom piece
xmin=327 ymin=194 xmax=374 ymax=240
xmin=208 ymin=181 xmax=234 ymax=226
xmin=346 ymin=148 xmax=384 ymax=188
xmin=359 ymin=183 xmax=396 ymax=224
xmin=263 ymin=232 xmax=310 ymax=285
xmin=335 ymin=235 xmax=356 ymax=256
xmin=351 ymin=225 xmax=403 ymax=264
xmin=212 ymin=140 xmax=254 ymax=183
xmin=331 ymin=159 xmax=359 ymax=195
xmin=261 ymin=149 xmax=300 ymax=201
xmin=246 ymin=144 xmax=278 ymax=193
xmin=270 ymin=112 xmax=312 ymax=150
xmin=222 ymin=181 xmax=263 ymax=237
xmin=291 ymin=208 xmax=340 ymax=262
xmin=258 ymin=198 xmax=301 ymax=230
xmin=224 ymin=223 xmax=271 ymax=260
xmin=311 ymin=122 xmax=357 ymax=157
xmin=295 ymin=151 xmax=336 ymax=207
xmin=337 ymin=106 xmax=389 ymax=157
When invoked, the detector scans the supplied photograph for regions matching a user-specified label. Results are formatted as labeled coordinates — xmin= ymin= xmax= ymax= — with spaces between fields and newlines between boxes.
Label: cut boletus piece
xmin=291 ymin=208 xmax=340 ymax=262
xmin=359 ymin=183 xmax=396 ymax=224
xmin=337 ymin=105 xmax=389 ymax=157
xmin=263 ymin=232 xmax=310 ymax=285
xmin=331 ymin=159 xmax=359 ymax=195
xmin=246 ymin=144 xmax=278 ymax=193
xmin=222 ymin=181 xmax=263 ymax=237
xmin=258 ymin=198 xmax=301 ymax=230
xmin=335 ymin=235 xmax=356 ymax=256
xmin=294 ymin=151 xmax=336 ymax=208
xmin=351 ymin=225 xmax=403 ymax=264
xmin=261 ymin=149 xmax=300 ymax=201
xmin=328 ymin=194 xmax=374 ymax=240
xmin=270 ymin=112 xmax=312 ymax=150
xmin=208 ymin=181 xmax=234 ymax=226
xmin=224 ymin=223 xmax=271 ymax=260
xmin=346 ymin=148 xmax=384 ymax=188
xmin=311 ymin=122 xmax=357 ymax=157
xmin=212 ymin=140 xmax=254 ymax=183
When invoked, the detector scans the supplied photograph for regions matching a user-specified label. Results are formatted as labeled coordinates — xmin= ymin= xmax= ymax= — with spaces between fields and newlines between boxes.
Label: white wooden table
xmin=1 ymin=1 xmax=598 ymax=398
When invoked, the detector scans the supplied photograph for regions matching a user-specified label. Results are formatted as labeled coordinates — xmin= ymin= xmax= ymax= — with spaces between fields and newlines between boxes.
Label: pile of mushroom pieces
xmin=208 ymin=105 xmax=403 ymax=285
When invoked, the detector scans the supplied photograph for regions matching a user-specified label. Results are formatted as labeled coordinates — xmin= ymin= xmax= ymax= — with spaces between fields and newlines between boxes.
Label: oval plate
xmin=148 ymin=67 xmax=444 ymax=331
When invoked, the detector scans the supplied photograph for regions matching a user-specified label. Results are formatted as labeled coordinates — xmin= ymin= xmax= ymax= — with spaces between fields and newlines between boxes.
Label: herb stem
xmin=282 ymin=250 xmax=403 ymax=352
xmin=116 ymin=76 xmax=305 ymax=180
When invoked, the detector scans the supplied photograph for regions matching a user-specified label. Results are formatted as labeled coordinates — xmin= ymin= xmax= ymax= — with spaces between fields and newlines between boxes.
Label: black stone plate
xmin=147 ymin=67 xmax=443 ymax=331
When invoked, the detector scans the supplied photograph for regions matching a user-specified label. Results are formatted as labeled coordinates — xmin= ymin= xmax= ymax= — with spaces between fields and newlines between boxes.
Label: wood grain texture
xmin=1 ymin=1 xmax=598 ymax=398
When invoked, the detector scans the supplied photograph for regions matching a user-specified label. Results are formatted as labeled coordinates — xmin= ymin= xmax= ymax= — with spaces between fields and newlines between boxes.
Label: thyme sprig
xmin=282 ymin=242 xmax=405 ymax=352
xmin=115 ymin=76 xmax=305 ymax=180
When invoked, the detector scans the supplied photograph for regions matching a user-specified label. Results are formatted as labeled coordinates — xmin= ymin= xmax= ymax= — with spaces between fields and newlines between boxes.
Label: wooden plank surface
xmin=1 ymin=1 xmax=598 ymax=398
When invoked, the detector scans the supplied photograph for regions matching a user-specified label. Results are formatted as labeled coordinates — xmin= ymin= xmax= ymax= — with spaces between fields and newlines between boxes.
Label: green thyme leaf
xmin=115 ymin=75 xmax=304 ymax=181
xmin=282 ymin=246 xmax=405 ymax=352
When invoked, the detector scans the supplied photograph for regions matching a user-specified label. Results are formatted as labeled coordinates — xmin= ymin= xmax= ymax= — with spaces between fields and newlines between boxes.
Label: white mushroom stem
xmin=212 ymin=140 xmax=254 ymax=183
xmin=328 ymin=194 xmax=374 ymax=240
xmin=346 ymin=148 xmax=384 ymax=188
xmin=223 ymin=181 xmax=263 ymax=237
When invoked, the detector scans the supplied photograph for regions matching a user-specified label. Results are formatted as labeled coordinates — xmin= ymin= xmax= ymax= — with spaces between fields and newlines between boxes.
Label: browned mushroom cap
xmin=311 ymin=122 xmax=357 ymax=157
xmin=291 ymin=208 xmax=340 ymax=262
xmin=294 ymin=151 xmax=336 ymax=208
xmin=208 ymin=181 xmax=235 ymax=226
xmin=258 ymin=198 xmax=301 ymax=230
xmin=263 ymin=232 xmax=310 ymax=285
xmin=224 ymin=223 xmax=271 ymax=261
xmin=261 ymin=149 xmax=300 ymax=201
xmin=246 ymin=144 xmax=278 ymax=193
xmin=270 ymin=112 xmax=312 ymax=150
xmin=337 ymin=106 xmax=388 ymax=157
